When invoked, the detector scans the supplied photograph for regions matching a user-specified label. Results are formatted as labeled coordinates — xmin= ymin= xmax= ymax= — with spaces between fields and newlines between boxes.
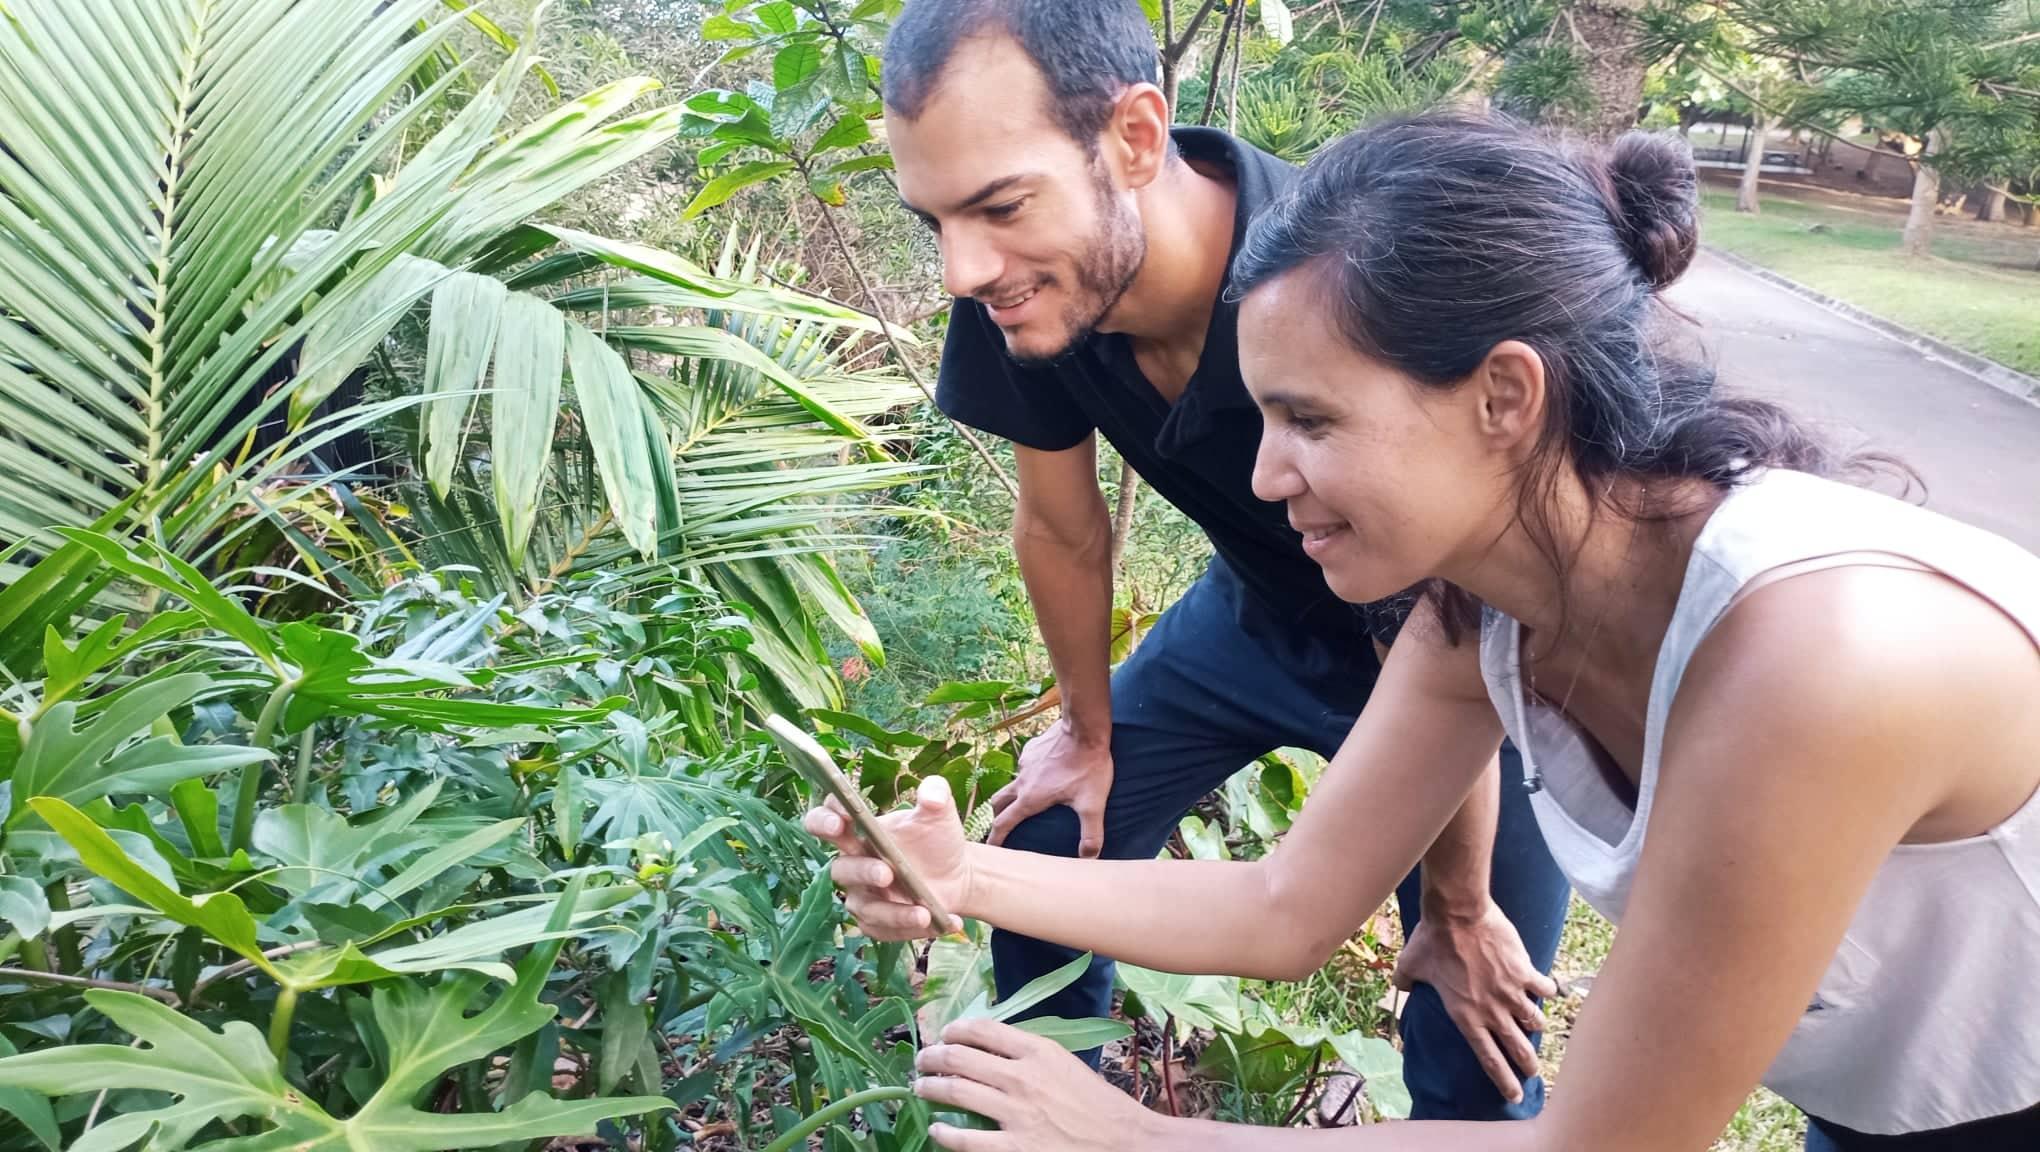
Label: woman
xmin=806 ymin=113 xmax=2040 ymax=1151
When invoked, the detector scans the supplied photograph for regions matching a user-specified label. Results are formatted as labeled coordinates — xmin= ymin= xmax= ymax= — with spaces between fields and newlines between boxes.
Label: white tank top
xmin=1479 ymin=468 xmax=2040 ymax=1135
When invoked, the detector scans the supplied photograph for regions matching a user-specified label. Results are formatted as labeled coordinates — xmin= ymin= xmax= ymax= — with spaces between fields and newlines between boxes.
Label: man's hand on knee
xmin=988 ymin=716 xmax=1114 ymax=857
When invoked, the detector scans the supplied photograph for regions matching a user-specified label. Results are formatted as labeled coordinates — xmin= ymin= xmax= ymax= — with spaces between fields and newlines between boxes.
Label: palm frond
xmin=0 ymin=0 xmax=535 ymax=565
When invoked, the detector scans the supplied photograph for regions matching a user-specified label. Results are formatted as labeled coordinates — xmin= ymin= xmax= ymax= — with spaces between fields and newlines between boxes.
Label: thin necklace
xmin=1523 ymin=490 xmax=1644 ymax=795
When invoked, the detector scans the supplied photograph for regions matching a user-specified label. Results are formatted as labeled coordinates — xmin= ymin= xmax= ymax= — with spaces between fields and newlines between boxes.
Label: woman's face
xmin=1239 ymin=269 xmax=1519 ymax=604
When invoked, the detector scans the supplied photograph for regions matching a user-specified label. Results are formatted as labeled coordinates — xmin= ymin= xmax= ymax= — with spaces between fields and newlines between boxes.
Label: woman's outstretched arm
xmin=807 ymin=603 xmax=1506 ymax=981
xmin=913 ymin=567 xmax=2000 ymax=1152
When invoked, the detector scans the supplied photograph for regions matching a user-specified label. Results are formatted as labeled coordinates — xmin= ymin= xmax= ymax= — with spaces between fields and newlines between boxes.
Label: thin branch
xmin=801 ymin=173 xmax=1019 ymax=501
xmin=1200 ymin=0 xmax=1245 ymax=126
xmin=1166 ymin=0 xmax=1226 ymax=61
xmin=1226 ymin=1 xmax=1246 ymax=133
xmin=1980 ymin=29 xmax=2040 ymax=52
xmin=0 ymin=967 xmax=181 ymax=1006
xmin=1358 ymin=0 xmax=1388 ymax=60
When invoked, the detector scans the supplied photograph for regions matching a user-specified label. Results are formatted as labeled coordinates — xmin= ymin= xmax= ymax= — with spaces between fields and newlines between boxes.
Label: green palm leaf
xmin=0 ymin=0 xmax=537 ymax=570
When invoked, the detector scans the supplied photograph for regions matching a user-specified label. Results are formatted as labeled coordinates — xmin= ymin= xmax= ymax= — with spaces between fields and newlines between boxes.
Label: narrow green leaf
xmin=597 ymin=971 xmax=647 ymax=1095
xmin=1011 ymin=1016 xmax=1133 ymax=1051
xmin=828 ymin=153 xmax=896 ymax=176
xmin=423 ymin=271 xmax=508 ymax=498
xmin=171 ymin=777 xmax=225 ymax=858
xmin=970 ymin=951 xmax=1094 ymax=1024
xmin=683 ymin=160 xmax=796 ymax=218
xmin=565 ymin=322 xmax=662 ymax=558
xmin=0 ymin=1033 xmax=60 ymax=1151
xmin=490 ymin=292 xmax=566 ymax=568
xmin=371 ymin=817 xmax=526 ymax=908
xmin=27 ymin=798 xmax=276 ymax=977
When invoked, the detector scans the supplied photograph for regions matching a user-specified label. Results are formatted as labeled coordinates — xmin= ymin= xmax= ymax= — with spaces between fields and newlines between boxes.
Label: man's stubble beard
xmin=1008 ymin=168 xmax=1147 ymax=367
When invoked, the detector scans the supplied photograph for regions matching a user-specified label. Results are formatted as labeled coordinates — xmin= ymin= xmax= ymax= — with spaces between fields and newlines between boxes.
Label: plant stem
xmin=17 ymin=938 xmax=50 ymax=973
xmin=1162 ymin=1015 xmax=1180 ymax=1116
xmin=233 ymin=677 xmax=299 ymax=852
xmin=761 ymin=1086 xmax=914 ymax=1152
xmin=268 ymin=985 xmax=299 ymax=1063
xmin=44 ymin=880 xmax=79 ymax=974
xmin=0 ymin=931 xmax=20 ymax=970
xmin=290 ymin=724 xmax=315 ymax=804
xmin=1199 ymin=1 xmax=1243 ymax=127
xmin=1281 ymin=1048 xmax=1323 ymax=1126
xmin=190 ymin=941 xmax=325 ymax=1004
xmin=0 ymin=967 xmax=182 ymax=1005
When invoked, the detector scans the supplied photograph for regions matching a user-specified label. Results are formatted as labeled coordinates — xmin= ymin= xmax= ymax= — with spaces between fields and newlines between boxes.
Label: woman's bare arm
xmin=820 ymin=603 xmax=1507 ymax=982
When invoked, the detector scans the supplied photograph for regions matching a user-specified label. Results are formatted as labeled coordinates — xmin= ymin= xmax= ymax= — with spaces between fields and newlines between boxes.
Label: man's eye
xmin=1288 ymin=413 xmax=1326 ymax=433
xmin=985 ymin=199 xmax=1026 ymax=220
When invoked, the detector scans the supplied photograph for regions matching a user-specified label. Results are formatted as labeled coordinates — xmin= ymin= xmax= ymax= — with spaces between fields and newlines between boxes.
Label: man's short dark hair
xmin=883 ymin=0 xmax=1161 ymax=146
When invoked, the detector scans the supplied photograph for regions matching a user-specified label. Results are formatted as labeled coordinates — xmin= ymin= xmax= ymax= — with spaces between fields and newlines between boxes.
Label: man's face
xmin=890 ymin=36 xmax=1146 ymax=363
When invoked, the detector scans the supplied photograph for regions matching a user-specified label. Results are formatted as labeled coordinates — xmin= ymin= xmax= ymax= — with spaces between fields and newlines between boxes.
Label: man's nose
xmin=940 ymin=227 xmax=1002 ymax=300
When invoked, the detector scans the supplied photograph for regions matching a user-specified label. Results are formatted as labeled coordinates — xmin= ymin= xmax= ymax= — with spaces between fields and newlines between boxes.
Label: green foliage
xmin=0 ymin=530 xmax=1128 ymax=1151
xmin=679 ymin=1 xmax=897 ymax=216
xmin=1722 ymin=0 xmax=2040 ymax=185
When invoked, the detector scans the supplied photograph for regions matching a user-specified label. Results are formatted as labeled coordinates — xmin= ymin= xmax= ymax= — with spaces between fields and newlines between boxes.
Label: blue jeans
xmin=992 ymin=560 xmax=1572 ymax=1121
xmin=1806 ymin=1102 xmax=2040 ymax=1150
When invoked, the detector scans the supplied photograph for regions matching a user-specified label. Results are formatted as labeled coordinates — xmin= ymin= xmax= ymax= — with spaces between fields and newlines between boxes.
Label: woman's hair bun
xmin=1605 ymin=132 xmax=1700 ymax=290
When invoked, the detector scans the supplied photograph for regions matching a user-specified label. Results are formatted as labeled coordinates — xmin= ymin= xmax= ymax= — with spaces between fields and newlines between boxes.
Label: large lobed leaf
xmin=0 ymin=981 xmax=670 ymax=1152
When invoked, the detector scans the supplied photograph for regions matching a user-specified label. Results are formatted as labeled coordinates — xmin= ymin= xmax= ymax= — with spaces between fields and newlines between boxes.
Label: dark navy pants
xmin=992 ymin=559 xmax=1572 ymax=1120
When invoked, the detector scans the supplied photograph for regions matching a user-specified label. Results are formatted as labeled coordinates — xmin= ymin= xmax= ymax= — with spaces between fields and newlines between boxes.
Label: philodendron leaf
xmin=52 ymin=531 xmax=278 ymax=667
xmin=28 ymin=798 xmax=278 ymax=979
xmin=1326 ymin=1031 xmax=1412 ymax=1120
xmin=0 ymin=1033 xmax=59 ymax=1151
xmin=1010 ymin=1015 xmax=1132 ymax=1051
xmin=0 ymin=875 xmax=50 ymax=941
xmin=7 ymin=673 xmax=271 ymax=828
xmin=962 ymin=950 xmax=1093 ymax=1024
xmin=0 ymin=983 xmax=671 ymax=1152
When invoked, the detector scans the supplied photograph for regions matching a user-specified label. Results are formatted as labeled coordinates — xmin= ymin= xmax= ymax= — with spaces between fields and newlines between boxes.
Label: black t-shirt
xmin=935 ymin=127 xmax=1404 ymax=654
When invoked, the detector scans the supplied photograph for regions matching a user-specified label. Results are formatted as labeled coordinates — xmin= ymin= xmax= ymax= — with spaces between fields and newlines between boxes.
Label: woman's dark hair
xmin=1231 ymin=111 xmax=1892 ymax=640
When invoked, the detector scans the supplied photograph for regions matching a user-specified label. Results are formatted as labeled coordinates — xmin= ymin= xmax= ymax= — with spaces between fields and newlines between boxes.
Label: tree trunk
xmin=1979 ymin=187 xmax=2007 ymax=223
xmin=1566 ymin=0 xmax=1650 ymax=140
xmin=1901 ymin=139 xmax=1943 ymax=258
xmin=1737 ymin=112 xmax=1775 ymax=214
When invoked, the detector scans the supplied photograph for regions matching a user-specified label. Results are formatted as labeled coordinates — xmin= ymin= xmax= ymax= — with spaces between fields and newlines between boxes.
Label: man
xmin=881 ymin=0 xmax=1572 ymax=1119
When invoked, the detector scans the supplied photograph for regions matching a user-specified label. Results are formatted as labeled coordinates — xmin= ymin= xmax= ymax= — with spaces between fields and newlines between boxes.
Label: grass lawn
xmin=1697 ymin=185 xmax=2040 ymax=375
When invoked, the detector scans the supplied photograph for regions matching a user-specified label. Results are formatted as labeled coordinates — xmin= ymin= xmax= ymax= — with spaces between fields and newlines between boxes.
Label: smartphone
xmin=765 ymin=714 xmax=962 ymax=937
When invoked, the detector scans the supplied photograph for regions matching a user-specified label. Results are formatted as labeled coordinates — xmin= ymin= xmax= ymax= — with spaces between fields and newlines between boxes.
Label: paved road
xmin=1667 ymin=252 xmax=2040 ymax=554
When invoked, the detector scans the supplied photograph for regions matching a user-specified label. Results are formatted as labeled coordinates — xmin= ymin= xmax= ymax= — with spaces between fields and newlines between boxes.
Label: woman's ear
xmin=1474 ymin=340 xmax=1547 ymax=450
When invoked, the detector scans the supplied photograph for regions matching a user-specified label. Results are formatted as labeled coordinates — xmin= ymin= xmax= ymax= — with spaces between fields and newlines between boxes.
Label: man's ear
xmin=1110 ymin=83 xmax=1173 ymax=189
xmin=1474 ymin=340 xmax=1547 ymax=451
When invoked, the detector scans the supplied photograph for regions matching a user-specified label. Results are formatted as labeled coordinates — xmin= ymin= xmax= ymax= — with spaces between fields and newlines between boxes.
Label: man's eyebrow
xmin=900 ymin=173 xmax=1039 ymax=219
